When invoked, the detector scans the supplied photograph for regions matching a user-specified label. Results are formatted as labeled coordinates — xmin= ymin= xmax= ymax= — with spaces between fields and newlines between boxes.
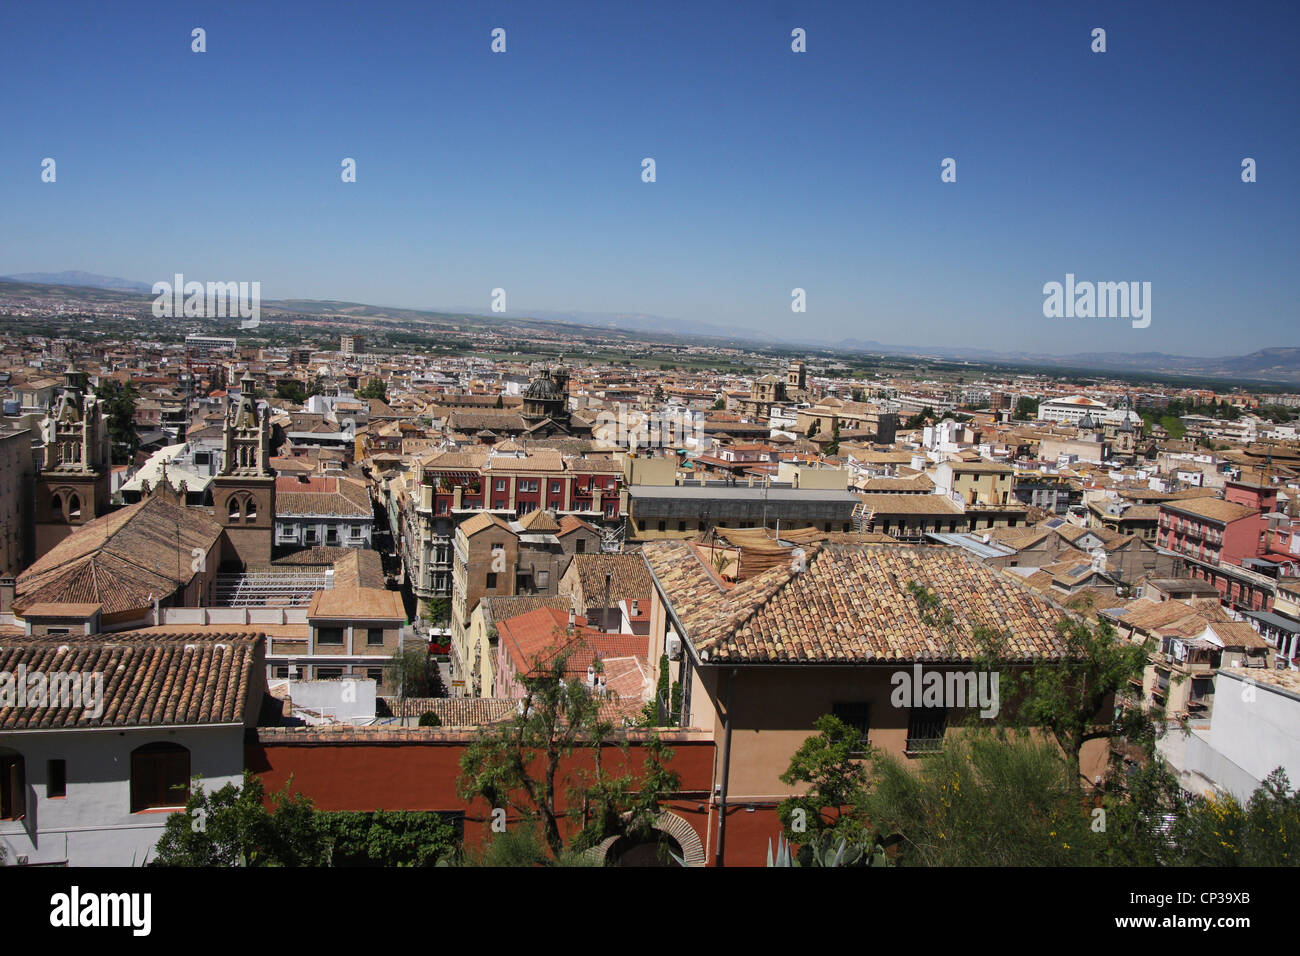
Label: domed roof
xmin=524 ymin=368 xmax=565 ymax=402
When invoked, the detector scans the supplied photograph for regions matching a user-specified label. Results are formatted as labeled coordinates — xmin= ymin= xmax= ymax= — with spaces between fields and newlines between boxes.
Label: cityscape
xmin=0 ymin=0 xmax=1296 ymax=929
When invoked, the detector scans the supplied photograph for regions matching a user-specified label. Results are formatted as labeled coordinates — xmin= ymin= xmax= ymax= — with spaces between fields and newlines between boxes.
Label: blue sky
xmin=2 ymin=0 xmax=1296 ymax=355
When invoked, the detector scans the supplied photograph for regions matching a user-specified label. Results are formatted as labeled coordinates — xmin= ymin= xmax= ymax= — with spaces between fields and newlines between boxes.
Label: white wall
xmin=1204 ymin=671 xmax=1300 ymax=799
xmin=0 ymin=725 xmax=244 ymax=867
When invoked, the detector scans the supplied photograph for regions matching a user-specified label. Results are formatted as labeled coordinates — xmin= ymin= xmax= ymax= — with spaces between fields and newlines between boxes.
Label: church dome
xmin=524 ymin=369 xmax=565 ymax=402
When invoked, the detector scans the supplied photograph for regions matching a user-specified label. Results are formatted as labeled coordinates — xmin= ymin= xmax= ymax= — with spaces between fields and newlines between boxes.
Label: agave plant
xmin=767 ymin=829 xmax=899 ymax=867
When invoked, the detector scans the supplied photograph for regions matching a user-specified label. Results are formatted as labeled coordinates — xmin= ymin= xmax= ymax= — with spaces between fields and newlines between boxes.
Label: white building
xmin=0 ymin=631 xmax=263 ymax=866
xmin=1159 ymin=667 xmax=1300 ymax=805
xmin=1038 ymin=395 xmax=1111 ymax=425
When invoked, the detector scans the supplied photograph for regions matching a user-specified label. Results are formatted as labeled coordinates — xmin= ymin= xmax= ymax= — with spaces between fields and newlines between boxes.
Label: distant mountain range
xmin=2 ymin=272 xmax=1298 ymax=385
xmin=0 ymin=271 xmax=154 ymax=293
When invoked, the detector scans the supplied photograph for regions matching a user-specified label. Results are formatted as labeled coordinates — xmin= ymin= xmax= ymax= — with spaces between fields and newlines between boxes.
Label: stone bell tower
xmin=33 ymin=369 xmax=111 ymax=559
xmin=212 ymin=371 xmax=275 ymax=568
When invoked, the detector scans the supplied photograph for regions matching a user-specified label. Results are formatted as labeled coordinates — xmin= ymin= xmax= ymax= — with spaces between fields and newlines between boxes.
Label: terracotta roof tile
xmin=643 ymin=541 xmax=1077 ymax=664
xmin=0 ymin=630 xmax=261 ymax=730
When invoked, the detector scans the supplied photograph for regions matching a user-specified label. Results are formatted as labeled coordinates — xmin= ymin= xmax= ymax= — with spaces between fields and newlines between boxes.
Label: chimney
xmin=604 ymin=571 xmax=613 ymax=633
xmin=0 ymin=576 xmax=14 ymax=614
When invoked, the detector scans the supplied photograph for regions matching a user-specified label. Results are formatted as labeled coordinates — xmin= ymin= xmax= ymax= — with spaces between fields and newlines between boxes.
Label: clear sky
xmin=2 ymin=0 xmax=1296 ymax=356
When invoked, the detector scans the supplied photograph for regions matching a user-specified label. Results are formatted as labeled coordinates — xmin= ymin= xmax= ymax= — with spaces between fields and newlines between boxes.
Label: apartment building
xmin=397 ymin=446 xmax=620 ymax=617
xmin=264 ymin=586 xmax=407 ymax=688
xmin=274 ymin=475 xmax=374 ymax=551
xmin=448 ymin=509 xmax=599 ymax=691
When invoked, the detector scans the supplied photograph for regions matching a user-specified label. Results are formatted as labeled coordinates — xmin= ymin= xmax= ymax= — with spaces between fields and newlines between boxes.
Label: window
xmin=326 ymin=528 xmax=339 ymax=545
xmin=244 ymin=500 xmax=257 ymax=522
xmin=0 ymin=751 xmax=25 ymax=820
xmin=367 ymin=627 xmax=385 ymax=646
xmin=658 ymin=520 xmax=667 ymax=532
xmin=366 ymin=668 xmax=384 ymax=685
xmin=316 ymin=667 xmax=344 ymax=680
xmin=495 ymin=479 xmax=506 ymax=492
xmin=536 ymin=570 xmax=549 ymax=589
xmin=273 ymin=666 xmax=290 ymax=679
xmin=906 ymin=706 xmax=948 ymax=753
xmin=349 ymin=525 xmax=363 ymax=539
xmin=317 ymin=627 xmax=344 ymax=645
xmin=47 ymin=759 xmax=67 ymax=798
xmin=576 ymin=539 xmax=586 ymax=553
xmin=228 ymin=498 xmax=242 ymax=521
xmin=68 ymin=493 xmax=81 ymax=519
xmin=551 ymin=481 xmax=562 ymax=494
xmin=130 ymin=742 xmax=189 ymax=812
xmin=305 ymin=528 xmax=318 ymax=545
xmin=831 ymin=702 xmax=871 ymax=754
xmin=486 ymin=572 xmax=498 ymax=589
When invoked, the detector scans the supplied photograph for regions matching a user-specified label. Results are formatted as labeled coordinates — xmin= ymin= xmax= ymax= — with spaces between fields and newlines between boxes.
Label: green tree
xmin=457 ymin=647 xmax=610 ymax=858
xmin=984 ymin=617 xmax=1148 ymax=791
xmin=275 ymin=381 xmax=307 ymax=404
xmin=322 ymin=810 xmax=459 ymax=866
xmin=306 ymin=373 xmax=325 ymax=397
xmin=777 ymin=714 xmax=874 ymax=843
xmin=713 ymin=397 xmax=726 ymax=411
xmin=151 ymin=772 xmax=328 ymax=866
xmin=863 ymin=732 xmax=1102 ymax=866
xmin=1014 ymin=396 xmax=1040 ymax=420
xmin=1169 ymin=768 xmax=1300 ymax=866
xmin=421 ymin=598 xmax=450 ymax=629
xmin=571 ymin=733 xmax=681 ymax=855
xmin=826 ymin=419 xmax=841 ymax=455
xmin=386 ymin=643 xmax=443 ymax=699
xmin=96 ymin=379 xmax=139 ymax=464
xmin=357 ymin=378 xmax=388 ymax=402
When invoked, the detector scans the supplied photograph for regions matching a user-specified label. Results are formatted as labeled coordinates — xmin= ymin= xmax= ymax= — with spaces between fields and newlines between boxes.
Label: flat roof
xmin=628 ymin=485 xmax=859 ymax=503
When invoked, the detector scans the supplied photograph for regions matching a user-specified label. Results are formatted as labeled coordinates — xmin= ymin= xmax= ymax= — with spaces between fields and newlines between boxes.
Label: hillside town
xmin=2 ymin=324 xmax=1298 ymax=867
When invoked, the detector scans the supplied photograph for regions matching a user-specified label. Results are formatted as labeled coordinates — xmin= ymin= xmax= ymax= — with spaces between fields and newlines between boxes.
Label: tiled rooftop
xmin=643 ymin=540 xmax=1078 ymax=664
xmin=0 ymin=631 xmax=261 ymax=730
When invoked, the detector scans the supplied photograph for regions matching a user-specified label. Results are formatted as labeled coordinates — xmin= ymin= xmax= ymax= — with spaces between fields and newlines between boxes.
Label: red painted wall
xmin=246 ymin=732 xmax=726 ymax=859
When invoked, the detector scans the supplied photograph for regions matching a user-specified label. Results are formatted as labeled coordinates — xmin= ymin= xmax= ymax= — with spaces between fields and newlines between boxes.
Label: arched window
xmin=244 ymin=499 xmax=258 ymax=522
xmin=130 ymin=742 xmax=189 ymax=812
xmin=0 ymin=748 xmax=26 ymax=821
xmin=228 ymin=497 xmax=242 ymax=522
xmin=67 ymin=493 xmax=81 ymax=520
xmin=50 ymin=492 xmax=63 ymax=516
